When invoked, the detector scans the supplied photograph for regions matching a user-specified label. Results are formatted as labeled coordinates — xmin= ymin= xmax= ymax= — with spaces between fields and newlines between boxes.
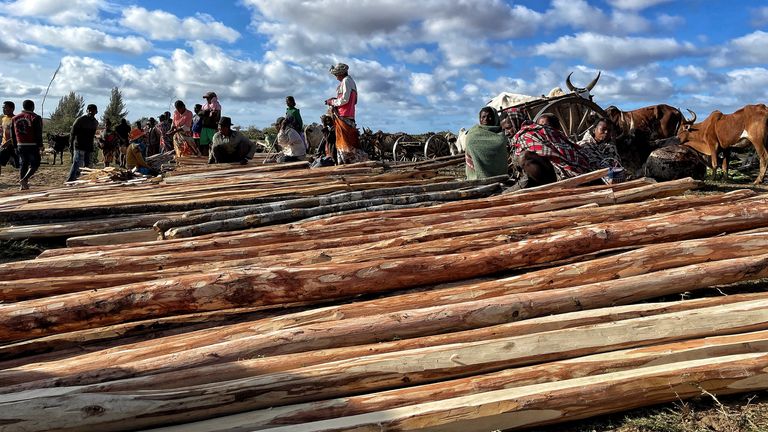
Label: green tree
xmin=102 ymin=87 xmax=128 ymax=129
xmin=47 ymin=91 xmax=84 ymax=134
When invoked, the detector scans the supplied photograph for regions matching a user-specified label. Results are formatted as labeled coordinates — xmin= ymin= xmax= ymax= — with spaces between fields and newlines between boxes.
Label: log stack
xmin=1 ymin=170 xmax=767 ymax=432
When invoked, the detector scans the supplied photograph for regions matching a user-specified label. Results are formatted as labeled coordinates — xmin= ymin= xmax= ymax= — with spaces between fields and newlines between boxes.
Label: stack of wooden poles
xmin=0 ymin=156 xmax=468 ymax=244
xmin=1 ymin=170 xmax=768 ymax=431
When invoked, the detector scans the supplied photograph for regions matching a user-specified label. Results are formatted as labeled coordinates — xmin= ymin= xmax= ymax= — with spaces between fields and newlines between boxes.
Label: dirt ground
xmin=1 ymin=151 xmax=768 ymax=431
xmin=0 ymin=150 xmax=76 ymax=192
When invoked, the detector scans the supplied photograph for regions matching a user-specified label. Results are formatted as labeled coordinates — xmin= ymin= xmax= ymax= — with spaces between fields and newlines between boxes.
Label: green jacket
xmin=464 ymin=112 xmax=508 ymax=180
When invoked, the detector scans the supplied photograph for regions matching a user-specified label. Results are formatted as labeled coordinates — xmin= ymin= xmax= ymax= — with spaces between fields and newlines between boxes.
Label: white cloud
xmin=656 ymin=13 xmax=684 ymax=28
xmin=674 ymin=65 xmax=709 ymax=81
xmin=0 ymin=16 xmax=150 ymax=54
xmin=0 ymin=33 xmax=46 ymax=59
xmin=244 ymin=0 xmax=541 ymax=67
xmin=606 ymin=0 xmax=674 ymax=11
xmin=392 ymin=48 xmax=435 ymax=65
xmin=0 ymin=73 xmax=44 ymax=97
xmin=545 ymin=0 xmax=649 ymax=34
xmin=710 ymin=31 xmax=768 ymax=67
xmin=2 ymin=0 xmax=105 ymax=24
xmin=723 ymin=67 xmax=768 ymax=98
xmin=753 ymin=7 xmax=768 ymax=26
xmin=535 ymin=32 xmax=697 ymax=69
xmin=120 ymin=7 xmax=240 ymax=43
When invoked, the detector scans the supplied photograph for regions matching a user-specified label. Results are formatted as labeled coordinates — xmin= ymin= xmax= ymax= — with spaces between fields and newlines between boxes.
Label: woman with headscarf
xmin=170 ymin=100 xmax=199 ymax=157
xmin=325 ymin=62 xmax=367 ymax=164
xmin=199 ymin=91 xmax=222 ymax=155
xmin=464 ymin=106 xmax=509 ymax=180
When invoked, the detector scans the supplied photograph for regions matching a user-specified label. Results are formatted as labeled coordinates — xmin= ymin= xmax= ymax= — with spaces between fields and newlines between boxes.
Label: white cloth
xmin=332 ymin=75 xmax=357 ymax=108
xmin=277 ymin=127 xmax=306 ymax=157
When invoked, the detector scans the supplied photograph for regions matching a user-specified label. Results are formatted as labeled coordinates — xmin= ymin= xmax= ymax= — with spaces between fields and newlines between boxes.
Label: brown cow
xmin=604 ymin=104 xmax=683 ymax=142
xmin=677 ymin=104 xmax=768 ymax=184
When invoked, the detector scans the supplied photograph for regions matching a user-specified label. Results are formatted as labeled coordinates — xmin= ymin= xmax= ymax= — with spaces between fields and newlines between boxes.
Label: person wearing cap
xmin=324 ymin=63 xmax=367 ymax=164
xmin=125 ymin=129 xmax=152 ymax=175
xmin=66 ymin=103 xmax=99 ymax=182
xmin=209 ymin=116 xmax=256 ymax=164
xmin=275 ymin=116 xmax=306 ymax=163
xmin=199 ymin=91 xmax=222 ymax=155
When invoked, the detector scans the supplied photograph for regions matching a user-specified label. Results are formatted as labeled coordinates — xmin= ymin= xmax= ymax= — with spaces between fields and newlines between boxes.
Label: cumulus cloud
xmin=0 ymin=33 xmax=46 ymax=59
xmin=0 ymin=16 xmax=150 ymax=54
xmin=392 ymin=48 xmax=435 ymax=65
xmin=244 ymin=0 xmax=541 ymax=67
xmin=710 ymin=31 xmax=768 ymax=68
xmin=2 ymin=0 xmax=104 ymax=24
xmin=606 ymin=0 xmax=674 ymax=11
xmin=535 ymin=32 xmax=697 ymax=69
xmin=723 ymin=67 xmax=768 ymax=99
xmin=120 ymin=7 xmax=240 ymax=43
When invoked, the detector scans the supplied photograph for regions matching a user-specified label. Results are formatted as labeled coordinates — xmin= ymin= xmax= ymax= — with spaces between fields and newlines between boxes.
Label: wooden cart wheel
xmin=424 ymin=135 xmax=450 ymax=159
xmin=533 ymin=97 xmax=607 ymax=142
xmin=392 ymin=136 xmax=410 ymax=162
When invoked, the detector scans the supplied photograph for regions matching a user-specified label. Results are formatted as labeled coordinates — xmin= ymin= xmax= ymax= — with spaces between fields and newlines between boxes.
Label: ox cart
xmin=488 ymin=72 xmax=608 ymax=144
xmin=360 ymin=130 xmax=452 ymax=162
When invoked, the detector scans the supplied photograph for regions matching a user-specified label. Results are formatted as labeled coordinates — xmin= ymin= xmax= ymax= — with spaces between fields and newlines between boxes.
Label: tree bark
xmin=2 ymin=299 xmax=767 ymax=432
xmin=2 ymin=199 xmax=768 ymax=342
xmin=137 ymin=329 xmax=768 ymax=431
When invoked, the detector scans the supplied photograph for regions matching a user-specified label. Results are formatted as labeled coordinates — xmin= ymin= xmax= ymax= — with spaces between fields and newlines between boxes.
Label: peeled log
xmin=7 ymin=254 xmax=768 ymax=390
xmin=263 ymin=353 xmax=768 ymax=432
xmin=143 ymin=329 xmax=768 ymax=431
xmin=2 ymin=199 xmax=768 ymax=343
xmin=6 ymin=231 xmax=767 ymax=371
xmin=2 ymin=299 xmax=767 ymax=432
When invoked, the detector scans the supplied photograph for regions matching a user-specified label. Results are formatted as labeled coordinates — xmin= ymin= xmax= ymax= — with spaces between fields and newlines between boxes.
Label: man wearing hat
xmin=199 ymin=91 xmax=221 ymax=156
xmin=209 ymin=116 xmax=256 ymax=165
xmin=324 ymin=63 xmax=367 ymax=164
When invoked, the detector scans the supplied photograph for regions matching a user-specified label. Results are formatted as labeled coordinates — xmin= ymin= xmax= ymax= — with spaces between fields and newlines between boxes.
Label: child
xmin=285 ymin=96 xmax=306 ymax=150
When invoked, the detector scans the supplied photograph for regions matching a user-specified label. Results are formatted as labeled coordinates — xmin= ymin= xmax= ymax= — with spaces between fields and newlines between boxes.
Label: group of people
xmin=464 ymin=106 xmax=624 ymax=187
xmin=0 ymin=62 xmax=405 ymax=190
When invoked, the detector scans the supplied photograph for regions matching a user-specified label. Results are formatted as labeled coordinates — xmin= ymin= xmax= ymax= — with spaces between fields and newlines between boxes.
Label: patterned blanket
xmin=510 ymin=122 xmax=590 ymax=180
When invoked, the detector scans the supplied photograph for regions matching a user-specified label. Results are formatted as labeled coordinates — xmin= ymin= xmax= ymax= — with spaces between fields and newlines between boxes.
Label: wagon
xmin=360 ymin=130 xmax=452 ymax=162
xmin=497 ymin=91 xmax=608 ymax=143
xmin=487 ymin=72 xmax=608 ymax=143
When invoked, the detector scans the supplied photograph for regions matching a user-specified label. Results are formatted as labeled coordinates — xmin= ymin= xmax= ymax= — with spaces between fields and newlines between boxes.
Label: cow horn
xmin=586 ymin=71 xmax=601 ymax=91
xmin=566 ymin=72 xmax=577 ymax=92
xmin=685 ymin=109 xmax=697 ymax=124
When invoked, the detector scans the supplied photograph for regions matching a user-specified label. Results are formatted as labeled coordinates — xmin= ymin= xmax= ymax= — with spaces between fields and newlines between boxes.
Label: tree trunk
xmin=2 ymin=200 xmax=768 ymax=342
xmin=140 ymin=329 xmax=768 ymax=431
xmin=2 ymin=300 xmax=767 ymax=432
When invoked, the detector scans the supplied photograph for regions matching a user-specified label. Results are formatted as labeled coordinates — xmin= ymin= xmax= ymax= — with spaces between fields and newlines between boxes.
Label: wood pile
xmin=0 ymin=157 xmax=474 ymax=242
xmin=1 ymin=169 xmax=768 ymax=431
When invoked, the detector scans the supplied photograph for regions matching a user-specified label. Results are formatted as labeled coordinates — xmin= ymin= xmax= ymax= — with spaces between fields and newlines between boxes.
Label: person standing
xmin=199 ymin=91 xmax=221 ymax=156
xmin=192 ymin=103 xmax=204 ymax=155
xmin=10 ymin=100 xmax=43 ymax=190
xmin=66 ymin=104 xmax=99 ymax=182
xmin=170 ymin=100 xmax=198 ymax=157
xmin=325 ymin=63 xmax=366 ymax=164
xmin=0 ymin=101 xmax=19 ymax=175
xmin=145 ymin=117 xmax=162 ymax=156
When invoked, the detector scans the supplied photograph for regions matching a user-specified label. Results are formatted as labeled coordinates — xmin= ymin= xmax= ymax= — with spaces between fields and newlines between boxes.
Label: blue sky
xmin=0 ymin=0 xmax=766 ymax=133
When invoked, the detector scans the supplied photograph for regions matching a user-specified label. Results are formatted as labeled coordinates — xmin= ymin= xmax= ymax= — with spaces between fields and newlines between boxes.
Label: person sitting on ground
xmin=464 ymin=106 xmax=508 ymax=180
xmin=577 ymin=118 xmax=625 ymax=183
xmin=209 ymin=116 xmax=257 ymax=164
xmin=125 ymin=129 xmax=153 ymax=175
xmin=275 ymin=116 xmax=307 ymax=163
xmin=509 ymin=113 xmax=590 ymax=187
